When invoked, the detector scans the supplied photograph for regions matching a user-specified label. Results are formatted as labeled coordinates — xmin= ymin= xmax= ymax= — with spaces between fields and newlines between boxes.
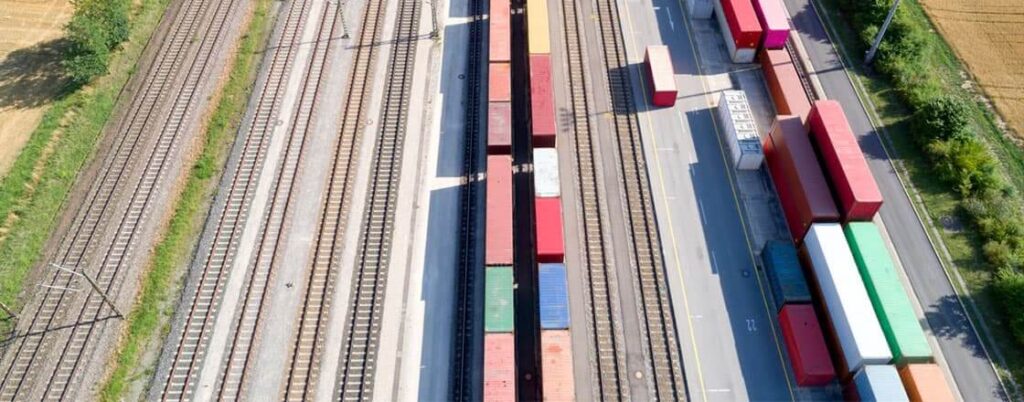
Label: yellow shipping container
xmin=527 ymin=0 xmax=551 ymax=54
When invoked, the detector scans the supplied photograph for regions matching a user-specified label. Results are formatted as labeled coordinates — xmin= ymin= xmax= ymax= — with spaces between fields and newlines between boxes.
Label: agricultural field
xmin=919 ymin=0 xmax=1024 ymax=137
xmin=0 ymin=0 xmax=72 ymax=176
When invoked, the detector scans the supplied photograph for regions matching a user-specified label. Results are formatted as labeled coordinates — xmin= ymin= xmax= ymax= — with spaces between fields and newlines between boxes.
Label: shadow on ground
xmin=0 ymin=38 xmax=70 ymax=110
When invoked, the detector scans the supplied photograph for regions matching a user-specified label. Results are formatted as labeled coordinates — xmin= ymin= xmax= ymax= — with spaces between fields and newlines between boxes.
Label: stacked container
xmin=644 ymin=46 xmax=678 ymax=107
xmin=716 ymin=91 xmax=763 ymax=169
xmin=759 ymin=48 xmax=811 ymax=121
xmin=714 ymin=0 xmax=764 ymax=63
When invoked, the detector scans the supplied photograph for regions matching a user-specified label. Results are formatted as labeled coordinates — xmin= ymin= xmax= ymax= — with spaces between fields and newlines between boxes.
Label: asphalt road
xmin=782 ymin=0 xmax=1008 ymax=399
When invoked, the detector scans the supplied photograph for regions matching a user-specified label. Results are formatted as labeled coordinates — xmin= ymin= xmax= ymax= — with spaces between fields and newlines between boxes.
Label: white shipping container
xmin=804 ymin=223 xmax=892 ymax=371
xmin=713 ymin=0 xmax=756 ymax=63
xmin=716 ymin=91 xmax=763 ymax=170
xmin=686 ymin=0 xmax=713 ymax=19
xmin=534 ymin=148 xmax=561 ymax=197
xmin=854 ymin=365 xmax=910 ymax=402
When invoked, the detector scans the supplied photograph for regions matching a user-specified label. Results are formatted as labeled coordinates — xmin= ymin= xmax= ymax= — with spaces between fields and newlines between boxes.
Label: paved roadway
xmin=783 ymin=0 xmax=1008 ymax=399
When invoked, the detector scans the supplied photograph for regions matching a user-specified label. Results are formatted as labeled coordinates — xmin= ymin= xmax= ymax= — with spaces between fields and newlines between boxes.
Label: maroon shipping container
xmin=644 ymin=45 xmax=677 ymax=107
xmin=807 ymin=100 xmax=883 ymax=221
xmin=535 ymin=197 xmax=564 ymax=263
xmin=759 ymin=48 xmax=812 ymax=122
xmin=489 ymin=0 xmax=510 ymax=63
xmin=779 ymin=304 xmax=836 ymax=386
xmin=487 ymin=156 xmax=513 ymax=265
xmin=541 ymin=330 xmax=575 ymax=401
xmin=488 ymin=102 xmax=512 ymax=154
xmin=484 ymin=333 xmax=516 ymax=401
xmin=530 ymin=54 xmax=557 ymax=147
xmin=720 ymin=0 xmax=764 ymax=49
xmin=490 ymin=63 xmax=511 ymax=103
xmin=764 ymin=116 xmax=840 ymax=243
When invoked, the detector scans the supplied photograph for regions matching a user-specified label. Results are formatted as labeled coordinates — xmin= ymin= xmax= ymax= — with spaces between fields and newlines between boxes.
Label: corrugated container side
xmin=489 ymin=0 xmax=510 ymax=62
xmin=764 ymin=116 xmax=839 ymax=243
xmin=488 ymin=102 xmax=512 ymax=154
xmin=485 ymin=266 xmax=515 ymax=332
xmin=759 ymin=48 xmax=811 ymax=121
xmin=899 ymin=364 xmax=955 ymax=402
xmin=717 ymin=91 xmax=763 ymax=170
xmin=645 ymin=46 xmax=677 ymax=107
xmin=803 ymin=224 xmax=892 ymax=373
xmin=527 ymin=0 xmax=551 ymax=54
xmin=685 ymin=0 xmax=713 ymax=18
xmin=489 ymin=63 xmax=511 ymax=102
xmin=535 ymin=197 xmax=565 ymax=263
xmin=779 ymin=304 xmax=836 ymax=385
xmin=713 ymin=0 xmax=757 ymax=63
xmin=539 ymin=263 xmax=570 ymax=329
xmin=484 ymin=333 xmax=517 ymax=401
xmin=541 ymin=330 xmax=575 ymax=401
xmin=486 ymin=156 xmax=513 ymax=265
xmin=853 ymin=365 xmax=910 ymax=402
xmin=762 ymin=240 xmax=812 ymax=308
xmin=807 ymin=101 xmax=883 ymax=221
xmin=751 ymin=0 xmax=790 ymax=48
xmin=530 ymin=54 xmax=557 ymax=147
xmin=844 ymin=222 xmax=932 ymax=364
xmin=534 ymin=148 xmax=560 ymax=197
xmin=719 ymin=0 xmax=763 ymax=49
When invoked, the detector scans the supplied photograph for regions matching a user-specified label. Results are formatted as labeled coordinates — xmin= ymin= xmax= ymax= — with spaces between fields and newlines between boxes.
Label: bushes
xmin=63 ymin=0 xmax=133 ymax=86
xmin=995 ymin=269 xmax=1024 ymax=345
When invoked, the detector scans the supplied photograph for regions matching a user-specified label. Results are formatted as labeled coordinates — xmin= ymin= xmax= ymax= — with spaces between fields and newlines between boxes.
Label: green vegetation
xmin=64 ymin=0 xmax=133 ymax=86
xmin=99 ymin=0 xmax=273 ymax=398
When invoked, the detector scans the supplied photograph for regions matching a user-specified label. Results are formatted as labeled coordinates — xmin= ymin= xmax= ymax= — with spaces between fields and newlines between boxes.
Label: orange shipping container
xmin=759 ymin=48 xmax=812 ymax=122
xmin=541 ymin=330 xmax=575 ymax=401
xmin=490 ymin=63 xmax=511 ymax=102
xmin=484 ymin=333 xmax=516 ymax=401
xmin=899 ymin=364 xmax=955 ymax=402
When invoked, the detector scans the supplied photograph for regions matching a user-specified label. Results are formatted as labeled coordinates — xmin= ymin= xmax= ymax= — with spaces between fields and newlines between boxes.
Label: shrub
xmin=925 ymin=138 xmax=1000 ymax=196
xmin=912 ymin=95 xmax=972 ymax=143
xmin=995 ymin=268 xmax=1024 ymax=345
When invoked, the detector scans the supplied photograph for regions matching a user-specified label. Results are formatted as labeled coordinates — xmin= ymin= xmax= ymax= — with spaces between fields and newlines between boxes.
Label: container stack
xmin=644 ymin=46 xmax=678 ymax=107
xmin=716 ymin=90 xmax=763 ymax=170
xmin=713 ymin=0 xmax=764 ymax=63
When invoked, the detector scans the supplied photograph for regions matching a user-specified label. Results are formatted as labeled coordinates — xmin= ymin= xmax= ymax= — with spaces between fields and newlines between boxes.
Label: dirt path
xmin=0 ymin=0 xmax=72 ymax=176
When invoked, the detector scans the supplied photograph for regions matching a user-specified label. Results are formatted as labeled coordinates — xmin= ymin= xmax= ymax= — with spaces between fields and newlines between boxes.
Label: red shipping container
xmin=806 ymin=101 xmax=883 ymax=221
xmin=720 ymin=0 xmax=763 ymax=49
xmin=644 ymin=46 xmax=677 ymax=107
xmin=530 ymin=54 xmax=557 ymax=147
xmin=484 ymin=333 xmax=516 ymax=401
xmin=779 ymin=304 xmax=836 ymax=386
xmin=487 ymin=156 xmax=513 ymax=265
xmin=489 ymin=0 xmax=510 ymax=63
xmin=490 ymin=63 xmax=511 ymax=103
xmin=763 ymin=116 xmax=839 ymax=243
xmin=488 ymin=102 xmax=512 ymax=154
xmin=541 ymin=330 xmax=575 ymax=401
xmin=535 ymin=197 xmax=564 ymax=263
xmin=759 ymin=48 xmax=811 ymax=121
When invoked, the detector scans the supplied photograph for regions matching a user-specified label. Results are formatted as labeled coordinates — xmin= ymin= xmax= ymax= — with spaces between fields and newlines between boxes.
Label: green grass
xmin=0 ymin=0 xmax=170 ymax=332
xmin=814 ymin=0 xmax=1024 ymax=394
xmin=97 ymin=0 xmax=273 ymax=399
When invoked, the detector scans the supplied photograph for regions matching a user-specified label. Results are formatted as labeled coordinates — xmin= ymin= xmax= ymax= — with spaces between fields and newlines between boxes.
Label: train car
xmin=899 ymin=364 xmax=956 ymax=402
xmin=486 ymin=155 xmax=513 ymax=265
xmin=539 ymin=263 xmax=569 ymax=329
xmin=685 ymin=0 xmax=714 ymax=19
xmin=716 ymin=90 xmax=763 ymax=169
xmin=778 ymin=304 xmax=836 ymax=386
xmin=844 ymin=222 xmax=933 ymax=365
xmin=803 ymin=223 xmax=892 ymax=377
xmin=484 ymin=333 xmax=517 ymax=401
xmin=535 ymin=197 xmax=564 ymax=263
xmin=541 ymin=330 xmax=575 ymax=401
xmin=490 ymin=63 xmax=511 ymax=103
xmin=485 ymin=266 xmax=515 ymax=332
xmin=759 ymin=48 xmax=812 ymax=121
xmin=848 ymin=365 xmax=910 ymax=402
xmin=488 ymin=102 xmax=512 ymax=154
xmin=752 ymin=0 xmax=790 ymax=49
xmin=714 ymin=0 xmax=764 ymax=63
xmin=762 ymin=240 xmax=812 ymax=309
xmin=534 ymin=148 xmax=560 ymax=197
xmin=527 ymin=0 xmax=551 ymax=54
xmin=530 ymin=54 xmax=557 ymax=147
xmin=489 ymin=0 xmax=510 ymax=63
xmin=807 ymin=101 xmax=883 ymax=221
xmin=763 ymin=116 xmax=839 ymax=243
xmin=644 ymin=46 xmax=678 ymax=107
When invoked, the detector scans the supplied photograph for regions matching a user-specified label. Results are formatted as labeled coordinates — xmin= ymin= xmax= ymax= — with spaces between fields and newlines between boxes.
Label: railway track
xmin=0 ymin=0 xmax=242 ymax=399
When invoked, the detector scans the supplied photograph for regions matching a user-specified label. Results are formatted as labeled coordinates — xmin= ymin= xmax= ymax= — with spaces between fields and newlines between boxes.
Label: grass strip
xmin=97 ymin=0 xmax=274 ymax=399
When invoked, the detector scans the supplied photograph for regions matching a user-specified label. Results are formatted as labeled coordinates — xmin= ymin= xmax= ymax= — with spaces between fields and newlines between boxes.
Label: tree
xmin=913 ymin=95 xmax=972 ymax=143
xmin=63 ymin=11 xmax=110 ymax=86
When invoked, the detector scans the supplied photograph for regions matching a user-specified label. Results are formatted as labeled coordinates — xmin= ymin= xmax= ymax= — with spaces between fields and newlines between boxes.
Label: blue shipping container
xmin=853 ymin=365 xmax=909 ymax=402
xmin=762 ymin=240 xmax=812 ymax=309
xmin=539 ymin=263 xmax=570 ymax=329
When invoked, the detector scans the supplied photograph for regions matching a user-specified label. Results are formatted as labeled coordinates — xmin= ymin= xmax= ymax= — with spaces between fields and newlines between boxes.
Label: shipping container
xmin=535 ymin=197 xmax=564 ymax=263
xmin=853 ymin=365 xmax=910 ymax=402
xmin=489 ymin=0 xmax=510 ymax=63
xmin=539 ymin=263 xmax=569 ymax=329
xmin=779 ymin=304 xmax=836 ymax=386
xmin=752 ymin=0 xmax=790 ymax=49
xmin=759 ymin=48 xmax=811 ymax=121
xmin=762 ymin=240 xmax=812 ymax=308
xmin=541 ymin=330 xmax=575 ymax=401
xmin=644 ymin=46 xmax=678 ymax=107
xmin=485 ymin=266 xmax=515 ymax=332
xmin=844 ymin=222 xmax=932 ymax=365
xmin=484 ymin=333 xmax=517 ymax=401
xmin=685 ymin=0 xmax=713 ymax=18
xmin=527 ymin=0 xmax=551 ymax=54
xmin=490 ymin=63 xmax=511 ymax=102
xmin=714 ymin=0 xmax=763 ymax=63
xmin=802 ymin=223 xmax=892 ymax=374
xmin=530 ymin=54 xmax=557 ymax=147
xmin=486 ymin=155 xmax=513 ymax=265
xmin=763 ymin=116 xmax=839 ymax=243
xmin=716 ymin=90 xmax=763 ymax=169
xmin=807 ymin=101 xmax=883 ymax=221
xmin=488 ymin=102 xmax=512 ymax=154
xmin=899 ymin=364 xmax=955 ymax=402
xmin=534 ymin=148 xmax=560 ymax=197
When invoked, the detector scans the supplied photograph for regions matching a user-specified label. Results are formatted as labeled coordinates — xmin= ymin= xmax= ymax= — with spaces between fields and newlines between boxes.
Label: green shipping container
xmin=486 ymin=266 xmax=515 ymax=332
xmin=844 ymin=222 xmax=933 ymax=364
